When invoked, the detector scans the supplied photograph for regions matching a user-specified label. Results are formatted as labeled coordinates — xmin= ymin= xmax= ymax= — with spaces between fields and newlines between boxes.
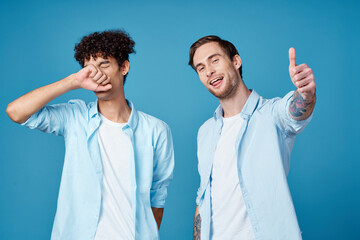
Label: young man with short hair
xmin=7 ymin=30 xmax=174 ymax=240
xmin=189 ymin=35 xmax=316 ymax=240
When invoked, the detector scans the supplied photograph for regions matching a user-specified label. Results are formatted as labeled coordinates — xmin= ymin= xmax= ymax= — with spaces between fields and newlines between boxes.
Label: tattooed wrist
xmin=193 ymin=214 xmax=201 ymax=240
xmin=289 ymin=91 xmax=311 ymax=118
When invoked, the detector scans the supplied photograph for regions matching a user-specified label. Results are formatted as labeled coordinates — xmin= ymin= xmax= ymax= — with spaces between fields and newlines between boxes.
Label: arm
xmin=150 ymin=124 xmax=174 ymax=223
xmin=288 ymin=47 xmax=316 ymax=121
xmin=6 ymin=65 xmax=111 ymax=123
xmin=151 ymin=207 xmax=164 ymax=229
xmin=193 ymin=205 xmax=201 ymax=240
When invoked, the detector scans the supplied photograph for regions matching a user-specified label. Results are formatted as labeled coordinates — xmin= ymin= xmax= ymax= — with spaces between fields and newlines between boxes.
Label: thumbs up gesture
xmin=289 ymin=48 xmax=316 ymax=101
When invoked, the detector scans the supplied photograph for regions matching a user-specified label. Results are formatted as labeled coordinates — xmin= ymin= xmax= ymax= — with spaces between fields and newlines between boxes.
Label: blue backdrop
xmin=1 ymin=0 xmax=359 ymax=239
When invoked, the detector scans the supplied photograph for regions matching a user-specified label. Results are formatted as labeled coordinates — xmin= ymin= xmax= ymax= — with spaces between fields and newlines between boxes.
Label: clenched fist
xmin=74 ymin=64 xmax=112 ymax=92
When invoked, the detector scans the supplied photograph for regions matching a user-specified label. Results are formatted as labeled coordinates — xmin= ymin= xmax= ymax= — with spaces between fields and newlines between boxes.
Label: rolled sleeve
xmin=271 ymin=91 xmax=313 ymax=136
xmin=21 ymin=100 xmax=86 ymax=137
xmin=150 ymin=123 xmax=175 ymax=208
xmin=21 ymin=104 xmax=67 ymax=136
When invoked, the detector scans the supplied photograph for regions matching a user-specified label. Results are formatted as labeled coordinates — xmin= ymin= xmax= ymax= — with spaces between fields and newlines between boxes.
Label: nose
xmin=206 ymin=65 xmax=215 ymax=78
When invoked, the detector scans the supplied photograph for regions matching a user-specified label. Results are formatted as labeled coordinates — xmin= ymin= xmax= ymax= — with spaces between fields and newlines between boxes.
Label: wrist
xmin=298 ymin=90 xmax=316 ymax=103
xmin=66 ymin=74 xmax=81 ymax=90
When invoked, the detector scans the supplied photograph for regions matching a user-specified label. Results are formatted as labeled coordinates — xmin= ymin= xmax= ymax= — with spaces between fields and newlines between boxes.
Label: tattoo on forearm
xmin=193 ymin=214 xmax=201 ymax=240
xmin=289 ymin=91 xmax=311 ymax=117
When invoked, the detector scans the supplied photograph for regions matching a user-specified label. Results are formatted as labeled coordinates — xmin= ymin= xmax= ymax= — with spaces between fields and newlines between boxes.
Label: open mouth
xmin=210 ymin=76 xmax=224 ymax=87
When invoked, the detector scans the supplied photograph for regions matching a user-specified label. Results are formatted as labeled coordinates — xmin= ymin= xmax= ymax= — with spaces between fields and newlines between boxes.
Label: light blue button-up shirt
xmin=196 ymin=90 xmax=312 ymax=240
xmin=22 ymin=99 xmax=174 ymax=240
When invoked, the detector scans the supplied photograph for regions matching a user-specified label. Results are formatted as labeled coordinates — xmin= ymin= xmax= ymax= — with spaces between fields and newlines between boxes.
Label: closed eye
xmin=99 ymin=61 xmax=110 ymax=68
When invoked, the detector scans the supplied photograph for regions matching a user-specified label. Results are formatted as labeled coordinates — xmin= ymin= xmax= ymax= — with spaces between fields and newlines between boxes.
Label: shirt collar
xmin=125 ymin=100 xmax=139 ymax=131
xmin=89 ymin=99 xmax=139 ymax=131
xmin=89 ymin=100 xmax=99 ymax=119
xmin=214 ymin=89 xmax=260 ymax=120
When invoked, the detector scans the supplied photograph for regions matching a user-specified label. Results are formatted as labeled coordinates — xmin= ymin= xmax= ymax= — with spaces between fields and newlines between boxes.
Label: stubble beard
xmin=209 ymin=76 xmax=239 ymax=100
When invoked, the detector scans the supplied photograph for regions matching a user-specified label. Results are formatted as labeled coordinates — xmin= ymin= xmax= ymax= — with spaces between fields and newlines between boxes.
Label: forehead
xmin=193 ymin=42 xmax=226 ymax=65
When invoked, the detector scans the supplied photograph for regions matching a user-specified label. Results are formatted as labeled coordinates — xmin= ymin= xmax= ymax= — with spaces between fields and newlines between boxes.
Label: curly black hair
xmin=74 ymin=29 xmax=135 ymax=83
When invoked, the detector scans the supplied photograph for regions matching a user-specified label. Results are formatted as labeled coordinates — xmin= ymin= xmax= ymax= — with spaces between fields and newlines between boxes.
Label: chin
xmin=95 ymin=91 xmax=112 ymax=101
xmin=208 ymin=85 xmax=225 ymax=98
xmin=210 ymin=86 xmax=236 ymax=99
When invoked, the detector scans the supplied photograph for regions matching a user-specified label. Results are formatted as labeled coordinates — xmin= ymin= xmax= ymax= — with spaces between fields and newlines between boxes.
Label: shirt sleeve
xmin=271 ymin=91 xmax=313 ymax=136
xmin=21 ymin=100 xmax=84 ymax=137
xmin=150 ymin=123 xmax=175 ymax=208
xmin=195 ymin=123 xmax=208 ymax=206
xmin=196 ymin=187 xmax=202 ymax=206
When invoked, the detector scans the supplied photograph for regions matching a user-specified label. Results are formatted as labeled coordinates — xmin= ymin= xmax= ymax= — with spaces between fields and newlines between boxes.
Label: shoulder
xmin=64 ymin=99 xmax=94 ymax=116
xmin=199 ymin=117 xmax=214 ymax=132
xmin=66 ymin=99 xmax=88 ymax=110
xmin=197 ymin=117 xmax=215 ymax=140
xmin=137 ymin=110 xmax=171 ymax=133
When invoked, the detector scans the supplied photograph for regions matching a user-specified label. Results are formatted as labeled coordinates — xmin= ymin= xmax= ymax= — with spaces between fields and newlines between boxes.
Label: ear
xmin=233 ymin=55 xmax=242 ymax=70
xmin=121 ymin=60 xmax=130 ymax=75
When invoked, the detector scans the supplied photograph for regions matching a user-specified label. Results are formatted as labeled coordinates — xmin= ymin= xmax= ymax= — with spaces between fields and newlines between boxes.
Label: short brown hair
xmin=188 ymin=35 xmax=242 ymax=79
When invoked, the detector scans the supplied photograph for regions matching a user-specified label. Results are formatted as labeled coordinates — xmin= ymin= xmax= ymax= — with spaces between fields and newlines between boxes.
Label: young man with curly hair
xmin=189 ymin=36 xmax=316 ymax=240
xmin=7 ymin=30 xmax=174 ymax=240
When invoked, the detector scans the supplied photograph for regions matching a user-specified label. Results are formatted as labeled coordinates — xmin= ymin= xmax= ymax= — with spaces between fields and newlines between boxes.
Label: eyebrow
xmin=194 ymin=53 xmax=221 ymax=69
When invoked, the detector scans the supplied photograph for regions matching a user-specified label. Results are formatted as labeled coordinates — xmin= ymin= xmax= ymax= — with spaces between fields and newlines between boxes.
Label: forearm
xmin=151 ymin=207 xmax=164 ymax=229
xmin=288 ymin=89 xmax=316 ymax=121
xmin=193 ymin=205 xmax=201 ymax=240
xmin=6 ymin=74 xmax=78 ymax=123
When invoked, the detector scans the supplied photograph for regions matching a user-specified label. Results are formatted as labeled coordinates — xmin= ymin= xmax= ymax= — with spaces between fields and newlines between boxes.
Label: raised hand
xmin=288 ymin=48 xmax=316 ymax=101
xmin=288 ymin=47 xmax=316 ymax=120
xmin=75 ymin=64 xmax=112 ymax=92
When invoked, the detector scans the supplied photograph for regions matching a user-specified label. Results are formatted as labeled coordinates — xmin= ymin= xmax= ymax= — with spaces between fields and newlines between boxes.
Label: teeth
xmin=211 ymin=77 xmax=222 ymax=85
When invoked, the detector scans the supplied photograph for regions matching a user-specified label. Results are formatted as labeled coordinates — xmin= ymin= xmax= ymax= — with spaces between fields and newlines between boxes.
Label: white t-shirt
xmin=210 ymin=113 xmax=255 ymax=240
xmin=94 ymin=114 xmax=135 ymax=240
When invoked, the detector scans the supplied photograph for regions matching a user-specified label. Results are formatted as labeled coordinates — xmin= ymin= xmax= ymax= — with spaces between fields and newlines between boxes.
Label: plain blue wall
xmin=1 ymin=0 xmax=359 ymax=239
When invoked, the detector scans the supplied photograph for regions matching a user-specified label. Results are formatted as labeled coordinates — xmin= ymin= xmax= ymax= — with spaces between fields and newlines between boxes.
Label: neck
xmin=219 ymin=80 xmax=251 ymax=118
xmin=98 ymin=92 xmax=131 ymax=123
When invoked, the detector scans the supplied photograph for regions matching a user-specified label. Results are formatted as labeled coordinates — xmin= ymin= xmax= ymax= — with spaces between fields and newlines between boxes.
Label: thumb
xmin=289 ymin=47 xmax=296 ymax=67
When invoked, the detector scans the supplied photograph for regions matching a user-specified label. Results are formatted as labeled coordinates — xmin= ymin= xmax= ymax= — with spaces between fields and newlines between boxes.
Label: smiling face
xmin=84 ymin=55 xmax=128 ymax=101
xmin=192 ymin=42 xmax=242 ymax=99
